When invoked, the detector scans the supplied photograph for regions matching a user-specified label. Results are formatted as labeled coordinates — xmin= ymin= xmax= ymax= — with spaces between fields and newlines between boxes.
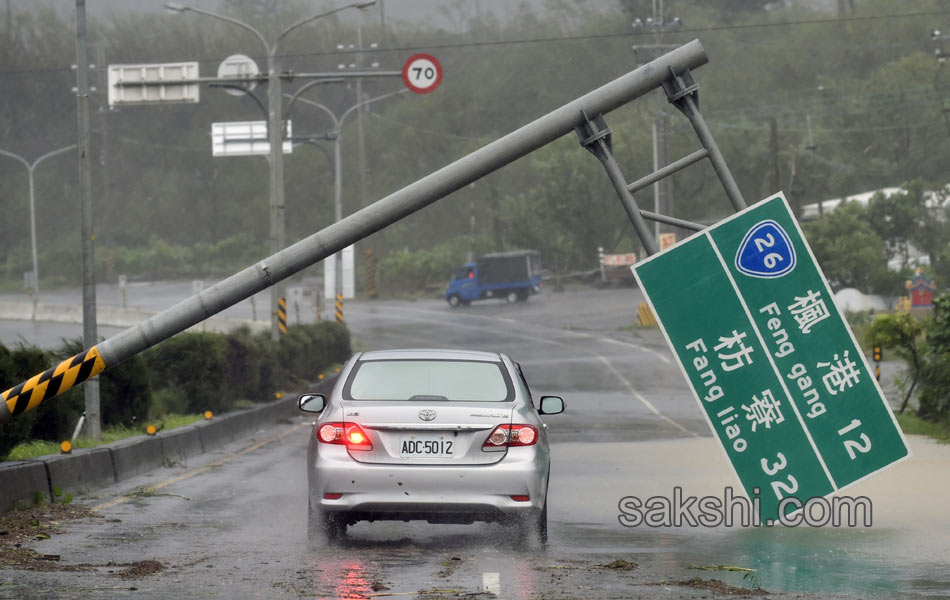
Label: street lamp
xmin=0 ymin=145 xmax=77 ymax=315
xmin=286 ymin=88 xmax=408 ymax=305
xmin=164 ymin=0 xmax=376 ymax=339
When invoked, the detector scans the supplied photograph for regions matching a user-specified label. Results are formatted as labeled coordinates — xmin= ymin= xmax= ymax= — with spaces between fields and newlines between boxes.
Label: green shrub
xmin=58 ymin=339 xmax=152 ymax=429
xmin=0 ymin=345 xmax=47 ymax=457
xmin=149 ymin=386 xmax=189 ymax=420
xmin=222 ymin=329 xmax=265 ymax=402
xmin=1 ymin=322 xmax=351 ymax=459
xmin=145 ymin=332 xmax=229 ymax=415
xmin=250 ymin=331 xmax=280 ymax=403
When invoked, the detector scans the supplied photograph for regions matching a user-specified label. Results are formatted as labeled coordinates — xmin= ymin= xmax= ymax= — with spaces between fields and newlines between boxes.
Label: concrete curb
xmin=195 ymin=418 xmax=235 ymax=451
xmin=43 ymin=448 xmax=115 ymax=495
xmin=157 ymin=425 xmax=204 ymax=466
xmin=110 ymin=436 xmax=164 ymax=481
xmin=0 ymin=461 xmax=50 ymax=511
xmin=0 ymin=374 xmax=339 ymax=514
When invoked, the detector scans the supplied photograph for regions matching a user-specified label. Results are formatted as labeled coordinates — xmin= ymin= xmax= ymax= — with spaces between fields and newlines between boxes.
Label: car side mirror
xmin=539 ymin=395 xmax=565 ymax=415
xmin=297 ymin=393 xmax=326 ymax=413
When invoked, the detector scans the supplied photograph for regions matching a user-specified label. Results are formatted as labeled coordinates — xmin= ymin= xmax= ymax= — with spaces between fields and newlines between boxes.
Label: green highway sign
xmin=633 ymin=193 xmax=910 ymax=522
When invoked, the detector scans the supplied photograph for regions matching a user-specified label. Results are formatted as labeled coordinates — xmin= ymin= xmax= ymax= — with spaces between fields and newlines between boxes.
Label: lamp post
xmin=164 ymin=0 xmax=376 ymax=340
xmin=286 ymin=88 xmax=408 ymax=303
xmin=0 ymin=145 xmax=77 ymax=315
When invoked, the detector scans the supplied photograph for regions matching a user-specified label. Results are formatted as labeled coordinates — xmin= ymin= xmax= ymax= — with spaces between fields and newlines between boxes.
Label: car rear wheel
xmin=323 ymin=513 xmax=346 ymax=542
xmin=505 ymin=291 xmax=518 ymax=303
xmin=517 ymin=500 xmax=548 ymax=546
xmin=308 ymin=499 xmax=346 ymax=544
xmin=537 ymin=500 xmax=548 ymax=543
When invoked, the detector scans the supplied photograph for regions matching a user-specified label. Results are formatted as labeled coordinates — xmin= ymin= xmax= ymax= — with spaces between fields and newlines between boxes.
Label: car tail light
xmin=324 ymin=493 xmax=343 ymax=500
xmin=482 ymin=424 xmax=539 ymax=450
xmin=511 ymin=495 xmax=530 ymax=502
xmin=316 ymin=422 xmax=372 ymax=450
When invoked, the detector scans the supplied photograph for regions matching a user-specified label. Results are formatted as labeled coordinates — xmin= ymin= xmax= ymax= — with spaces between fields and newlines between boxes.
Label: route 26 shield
xmin=735 ymin=220 xmax=797 ymax=278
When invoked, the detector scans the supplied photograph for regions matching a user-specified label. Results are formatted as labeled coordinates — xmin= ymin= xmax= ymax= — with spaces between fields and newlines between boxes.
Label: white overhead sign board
xmin=211 ymin=121 xmax=293 ymax=157
xmin=107 ymin=62 xmax=200 ymax=106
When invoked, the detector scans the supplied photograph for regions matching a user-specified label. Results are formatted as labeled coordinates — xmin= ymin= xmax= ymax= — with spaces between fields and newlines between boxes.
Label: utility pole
xmin=356 ymin=24 xmax=369 ymax=215
xmin=769 ymin=116 xmax=779 ymax=194
xmin=632 ymin=0 xmax=681 ymax=243
xmin=286 ymin=88 xmax=407 ymax=310
xmin=95 ymin=43 xmax=115 ymax=282
xmin=75 ymin=0 xmax=101 ymax=439
xmin=337 ymin=22 xmax=381 ymax=296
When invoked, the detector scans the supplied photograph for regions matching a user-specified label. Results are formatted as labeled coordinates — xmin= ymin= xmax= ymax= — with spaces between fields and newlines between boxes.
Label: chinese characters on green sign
xmin=633 ymin=193 xmax=909 ymax=522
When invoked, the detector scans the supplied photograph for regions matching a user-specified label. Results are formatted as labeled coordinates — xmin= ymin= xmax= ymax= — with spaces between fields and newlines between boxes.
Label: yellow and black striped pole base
xmin=277 ymin=297 xmax=288 ymax=335
xmin=2 ymin=347 xmax=106 ymax=422
xmin=363 ymin=248 xmax=377 ymax=298
xmin=335 ymin=294 xmax=344 ymax=322
xmin=636 ymin=302 xmax=658 ymax=327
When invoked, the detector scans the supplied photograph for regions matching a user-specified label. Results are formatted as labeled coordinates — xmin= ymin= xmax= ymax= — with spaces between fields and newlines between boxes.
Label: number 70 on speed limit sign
xmin=402 ymin=53 xmax=443 ymax=94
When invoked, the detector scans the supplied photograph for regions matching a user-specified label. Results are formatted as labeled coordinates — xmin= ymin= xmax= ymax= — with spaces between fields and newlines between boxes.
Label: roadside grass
xmin=4 ymin=413 xmax=205 ymax=461
xmin=896 ymin=411 xmax=950 ymax=444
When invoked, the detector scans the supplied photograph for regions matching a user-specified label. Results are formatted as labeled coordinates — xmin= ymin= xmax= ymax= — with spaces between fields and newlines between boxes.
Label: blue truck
xmin=445 ymin=250 xmax=542 ymax=307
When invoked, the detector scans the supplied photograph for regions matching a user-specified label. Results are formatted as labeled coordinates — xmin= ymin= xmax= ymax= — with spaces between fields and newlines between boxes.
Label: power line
xmin=0 ymin=8 xmax=947 ymax=77
xmin=289 ymin=8 xmax=950 ymax=58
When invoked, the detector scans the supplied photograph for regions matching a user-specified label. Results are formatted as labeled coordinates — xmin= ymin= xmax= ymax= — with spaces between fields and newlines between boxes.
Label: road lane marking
xmin=596 ymin=356 xmax=696 ymax=437
xmin=91 ymin=422 xmax=308 ymax=512
xmin=482 ymin=572 xmax=501 ymax=595
xmin=349 ymin=307 xmax=697 ymax=436
xmin=374 ymin=304 xmax=672 ymax=364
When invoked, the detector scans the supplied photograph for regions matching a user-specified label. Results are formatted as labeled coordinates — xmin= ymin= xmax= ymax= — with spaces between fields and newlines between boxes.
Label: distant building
xmin=798 ymin=187 xmax=904 ymax=221
xmin=799 ymin=185 xmax=950 ymax=221
xmin=799 ymin=185 xmax=950 ymax=271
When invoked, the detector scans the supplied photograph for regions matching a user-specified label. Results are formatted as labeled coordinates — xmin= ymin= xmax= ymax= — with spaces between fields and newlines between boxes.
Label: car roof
xmin=357 ymin=348 xmax=504 ymax=362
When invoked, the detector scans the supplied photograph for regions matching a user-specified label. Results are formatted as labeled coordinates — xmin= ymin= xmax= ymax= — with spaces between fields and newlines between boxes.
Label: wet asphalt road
xmin=2 ymin=286 xmax=950 ymax=598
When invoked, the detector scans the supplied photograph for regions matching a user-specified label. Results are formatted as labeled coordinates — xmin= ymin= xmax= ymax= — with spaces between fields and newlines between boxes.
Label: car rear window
xmin=344 ymin=360 xmax=513 ymax=402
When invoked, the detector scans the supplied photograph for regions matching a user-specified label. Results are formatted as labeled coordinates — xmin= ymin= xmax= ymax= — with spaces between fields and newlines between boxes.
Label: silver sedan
xmin=297 ymin=348 xmax=565 ymax=544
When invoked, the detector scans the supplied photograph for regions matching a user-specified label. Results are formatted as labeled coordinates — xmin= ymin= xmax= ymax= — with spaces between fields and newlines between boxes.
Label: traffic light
xmin=873 ymin=346 xmax=883 ymax=362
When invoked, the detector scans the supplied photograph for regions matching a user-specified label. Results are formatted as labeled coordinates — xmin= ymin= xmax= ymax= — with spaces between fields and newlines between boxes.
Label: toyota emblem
xmin=418 ymin=409 xmax=437 ymax=421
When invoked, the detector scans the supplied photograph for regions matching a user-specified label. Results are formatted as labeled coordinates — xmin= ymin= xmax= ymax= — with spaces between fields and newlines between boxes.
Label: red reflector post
xmin=511 ymin=495 xmax=530 ymax=502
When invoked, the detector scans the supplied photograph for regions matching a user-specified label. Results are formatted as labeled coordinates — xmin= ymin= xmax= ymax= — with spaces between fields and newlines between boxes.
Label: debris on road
xmin=0 ymin=503 xmax=96 ymax=570
xmin=675 ymin=577 xmax=769 ymax=596
xmin=595 ymin=558 xmax=638 ymax=570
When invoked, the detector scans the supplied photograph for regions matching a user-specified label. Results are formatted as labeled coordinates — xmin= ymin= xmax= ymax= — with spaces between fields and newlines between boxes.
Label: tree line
xmin=0 ymin=0 xmax=947 ymax=293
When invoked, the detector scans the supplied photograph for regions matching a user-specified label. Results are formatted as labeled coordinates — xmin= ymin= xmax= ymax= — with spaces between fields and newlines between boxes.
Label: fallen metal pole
xmin=0 ymin=39 xmax=709 ymax=425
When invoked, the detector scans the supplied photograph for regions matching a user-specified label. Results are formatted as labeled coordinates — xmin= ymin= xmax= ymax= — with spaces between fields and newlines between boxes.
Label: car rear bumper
xmin=310 ymin=444 xmax=548 ymax=522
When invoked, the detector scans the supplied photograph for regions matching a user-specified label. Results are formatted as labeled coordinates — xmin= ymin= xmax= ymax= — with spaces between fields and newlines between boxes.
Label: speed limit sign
xmin=402 ymin=53 xmax=442 ymax=94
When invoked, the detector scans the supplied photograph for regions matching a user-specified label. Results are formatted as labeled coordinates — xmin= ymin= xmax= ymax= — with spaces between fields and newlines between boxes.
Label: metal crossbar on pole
xmin=574 ymin=65 xmax=746 ymax=255
xmin=0 ymin=40 xmax=709 ymax=425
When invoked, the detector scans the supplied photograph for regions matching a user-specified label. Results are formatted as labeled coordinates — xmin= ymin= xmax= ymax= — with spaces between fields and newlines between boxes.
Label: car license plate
xmin=399 ymin=434 xmax=454 ymax=457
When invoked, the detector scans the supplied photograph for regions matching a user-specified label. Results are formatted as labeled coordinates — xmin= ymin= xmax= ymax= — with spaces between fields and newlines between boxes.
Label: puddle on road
xmin=554 ymin=521 xmax=950 ymax=599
